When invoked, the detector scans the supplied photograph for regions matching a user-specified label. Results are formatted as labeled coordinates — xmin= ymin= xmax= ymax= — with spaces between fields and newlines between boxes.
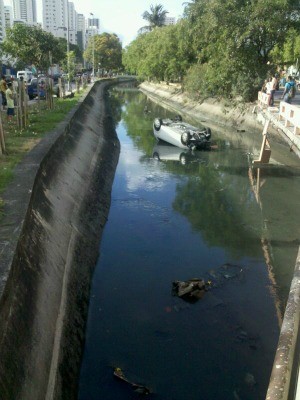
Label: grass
xmin=0 ymin=92 xmax=84 ymax=218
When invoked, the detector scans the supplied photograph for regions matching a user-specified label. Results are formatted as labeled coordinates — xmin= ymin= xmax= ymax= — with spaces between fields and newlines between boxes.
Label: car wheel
xmin=180 ymin=153 xmax=187 ymax=165
xmin=174 ymin=114 xmax=182 ymax=122
xmin=181 ymin=131 xmax=191 ymax=146
xmin=154 ymin=118 xmax=162 ymax=131
xmin=205 ymin=127 xmax=212 ymax=139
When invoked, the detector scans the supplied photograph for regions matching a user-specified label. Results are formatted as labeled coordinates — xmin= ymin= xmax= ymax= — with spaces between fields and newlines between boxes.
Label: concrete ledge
xmin=266 ymin=247 xmax=300 ymax=400
xmin=0 ymin=80 xmax=122 ymax=399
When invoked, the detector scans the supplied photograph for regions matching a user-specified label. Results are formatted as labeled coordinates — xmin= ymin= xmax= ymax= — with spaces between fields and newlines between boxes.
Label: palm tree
xmin=139 ymin=4 xmax=169 ymax=34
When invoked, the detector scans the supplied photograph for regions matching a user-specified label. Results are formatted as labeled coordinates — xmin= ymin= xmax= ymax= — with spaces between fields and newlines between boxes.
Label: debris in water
xmin=113 ymin=367 xmax=151 ymax=395
xmin=244 ymin=372 xmax=256 ymax=387
xmin=172 ymin=278 xmax=209 ymax=302
xmin=233 ymin=389 xmax=241 ymax=400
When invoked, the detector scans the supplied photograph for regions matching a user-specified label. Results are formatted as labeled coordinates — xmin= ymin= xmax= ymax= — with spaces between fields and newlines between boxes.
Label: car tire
xmin=154 ymin=118 xmax=162 ymax=131
xmin=180 ymin=153 xmax=187 ymax=165
xmin=174 ymin=114 xmax=182 ymax=122
xmin=205 ymin=127 xmax=212 ymax=139
xmin=181 ymin=131 xmax=191 ymax=146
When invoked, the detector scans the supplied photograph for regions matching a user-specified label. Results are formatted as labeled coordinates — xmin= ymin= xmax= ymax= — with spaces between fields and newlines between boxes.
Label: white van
xmin=17 ymin=70 xmax=33 ymax=82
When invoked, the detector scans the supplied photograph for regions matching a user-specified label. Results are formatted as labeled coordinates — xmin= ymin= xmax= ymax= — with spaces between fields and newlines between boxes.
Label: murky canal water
xmin=78 ymin=86 xmax=300 ymax=400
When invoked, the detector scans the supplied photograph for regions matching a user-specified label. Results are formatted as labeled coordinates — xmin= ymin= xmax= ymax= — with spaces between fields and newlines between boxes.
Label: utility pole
xmin=90 ymin=13 xmax=95 ymax=78
xmin=67 ymin=3 xmax=70 ymax=91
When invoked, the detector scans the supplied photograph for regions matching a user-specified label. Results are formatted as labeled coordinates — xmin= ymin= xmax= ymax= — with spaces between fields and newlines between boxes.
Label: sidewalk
xmin=273 ymin=87 xmax=300 ymax=106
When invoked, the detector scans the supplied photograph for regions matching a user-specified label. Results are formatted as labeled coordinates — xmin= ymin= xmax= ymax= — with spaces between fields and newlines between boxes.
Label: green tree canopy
xmin=84 ymin=32 xmax=122 ymax=71
xmin=56 ymin=38 xmax=83 ymax=64
xmin=123 ymin=21 xmax=195 ymax=82
xmin=0 ymin=24 xmax=65 ymax=73
xmin=139 ymin=4 xmax=169 ymax=33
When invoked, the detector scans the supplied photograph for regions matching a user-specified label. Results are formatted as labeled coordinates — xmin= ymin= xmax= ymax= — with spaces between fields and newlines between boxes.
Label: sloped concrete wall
xmin=0 ymin=80 xmax=121 ymax=399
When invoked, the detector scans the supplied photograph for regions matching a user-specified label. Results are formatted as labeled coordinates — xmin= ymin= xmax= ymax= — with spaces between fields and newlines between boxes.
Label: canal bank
xmin=139 ymin=81 xmax=264 ymax=132
xmin=0 ymin=80 xmax=121 ymax=399
xmin=139 ymin=81 xmax=297 ymax=152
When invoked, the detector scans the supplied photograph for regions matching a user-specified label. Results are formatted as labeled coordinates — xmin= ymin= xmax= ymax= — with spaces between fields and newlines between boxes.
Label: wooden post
xmin=17 ymin=80 xmax=23 ymax=129
xmin=253 ymin=120 xmax=271 ymax=165
xmin=0 ymin=111 xmax=5 ymax=154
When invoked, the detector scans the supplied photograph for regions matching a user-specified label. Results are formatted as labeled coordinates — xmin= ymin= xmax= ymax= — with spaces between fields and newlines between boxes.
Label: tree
xmin=56 ymin=38 xmax=83 ymax=64
xmin=61 ymin=51 xmax=76 ymax=82
xmin=84 ymin=32 xmax=122 ymax=71
xmin=0 ymin=24 xmax=64 ymax=73
xmin=139 ymin=4 xmax=169 ymax=33
xmin=183 ymin=0 xmax=293 ymax=100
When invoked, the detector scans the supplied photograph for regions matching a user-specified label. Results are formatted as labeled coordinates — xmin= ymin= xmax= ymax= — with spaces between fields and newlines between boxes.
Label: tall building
xmin=42 ymin=0 xmax=68 ymax=34
xmin=77 ymin=13 xmax=85 ymax=51
xmin=0 ymin=0 xmax=6 ymax=42
xmin=13 ymin=0 xmax=37 ymax=24
xmin=87 ymin=16 xmax=99 ymax=31
xmin=164 ymin=16 xmax=176 ymax=26
xmin=4 ymin=5 xmax=13 ymax=30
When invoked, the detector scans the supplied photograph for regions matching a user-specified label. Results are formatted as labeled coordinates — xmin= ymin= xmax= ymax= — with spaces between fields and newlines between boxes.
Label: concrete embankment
xmin=0 ymin=80 xmax=121 ymax=399
xmin=140 ymin=81 xmax=264 ymax=133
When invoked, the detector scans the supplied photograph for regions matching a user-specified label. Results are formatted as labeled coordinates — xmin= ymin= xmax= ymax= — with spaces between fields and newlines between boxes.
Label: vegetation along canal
xmin=78 ymin=84 xmax=300 ymax=400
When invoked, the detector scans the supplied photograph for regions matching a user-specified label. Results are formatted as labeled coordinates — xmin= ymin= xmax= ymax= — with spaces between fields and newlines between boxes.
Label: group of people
xmin=262 ymin=73 xmax=297 ymax=106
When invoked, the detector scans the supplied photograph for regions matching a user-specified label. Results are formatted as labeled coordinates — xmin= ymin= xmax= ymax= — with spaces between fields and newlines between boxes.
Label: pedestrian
xmin=282 ymin=75 xmax=296 ymax=104
xmin=0 ymin=75 xmax=7 ymax=110
xmin=5 ymin=82 xmax=14 ymax=122
xmin=269 ymin=73 xmax=278 ymax=106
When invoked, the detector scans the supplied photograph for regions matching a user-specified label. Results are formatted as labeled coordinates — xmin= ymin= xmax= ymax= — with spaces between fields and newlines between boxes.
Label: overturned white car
xmin=153 ymin=115 xmax=211 ymax=150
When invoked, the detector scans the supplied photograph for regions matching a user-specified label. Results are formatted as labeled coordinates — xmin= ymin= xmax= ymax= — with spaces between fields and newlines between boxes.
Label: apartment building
xmin=13 ymin=0 xmax=37 ymax=24
xmin=0 ymin=0 xmax=5 ymax=42
xmin=164 ymin=16 xmax=176 ymax=26
xmin=77 ymin=13 xmax=85 ymax=51
xmin=4 ymin=5 xmax=13 ymax=30
xmin=42 ymin=0 xmax=68 ymax=35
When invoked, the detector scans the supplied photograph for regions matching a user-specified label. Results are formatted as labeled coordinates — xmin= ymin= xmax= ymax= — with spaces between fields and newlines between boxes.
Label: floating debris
xmin=244 ymin=372 xmax=256 ymax=387
xmin=113 ymin=367 xmax=151 ymax=395
xmin=172 ymin=278 xmax=209 ymax=302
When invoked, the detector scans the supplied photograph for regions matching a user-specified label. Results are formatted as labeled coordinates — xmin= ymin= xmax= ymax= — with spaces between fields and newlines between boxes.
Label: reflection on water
xmin=78 ymin=86 xmax=300 ymax=400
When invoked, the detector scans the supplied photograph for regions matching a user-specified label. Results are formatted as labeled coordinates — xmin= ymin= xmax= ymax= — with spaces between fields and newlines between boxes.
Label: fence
xmin=258 ymin=91 xmax=271 ymax=108
xmin=278 ymin=102 xmax=300 ymax=135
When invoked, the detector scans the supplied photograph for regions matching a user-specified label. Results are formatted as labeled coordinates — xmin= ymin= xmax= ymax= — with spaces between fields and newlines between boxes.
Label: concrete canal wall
xmin=140 ymin=81 xmax=264 ymax=134
xmin=0 ymin=80 xmax=121 ymax=399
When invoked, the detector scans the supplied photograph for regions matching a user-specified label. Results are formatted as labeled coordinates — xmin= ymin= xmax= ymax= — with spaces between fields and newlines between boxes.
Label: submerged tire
xmin=154 ymin=118 xmax=162 ymax=131
xmin=181 ymin=131 xmax=191 ymax=146
xmin=174 ymin=114 xmax=182 ymax=122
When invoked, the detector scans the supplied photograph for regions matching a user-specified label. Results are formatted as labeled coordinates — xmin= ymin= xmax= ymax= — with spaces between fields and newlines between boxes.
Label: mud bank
xmin=139 ymin=81 xmax=263 ymax=133
xmin=0 ymin=80 xmax=121 ymax=399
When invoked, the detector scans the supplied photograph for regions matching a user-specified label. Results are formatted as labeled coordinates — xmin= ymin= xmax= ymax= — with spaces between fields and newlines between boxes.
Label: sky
xmin=5 ymin=0 xmax=186 ymax=47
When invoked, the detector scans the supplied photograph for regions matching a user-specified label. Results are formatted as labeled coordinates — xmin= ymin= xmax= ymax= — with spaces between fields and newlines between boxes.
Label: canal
xmin=78 ymin=85 xmax=300 ymax=400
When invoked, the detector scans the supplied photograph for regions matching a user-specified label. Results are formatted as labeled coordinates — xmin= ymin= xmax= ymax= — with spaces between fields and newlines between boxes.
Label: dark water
xmin=78 ymin=86 xmax=300 ymax=400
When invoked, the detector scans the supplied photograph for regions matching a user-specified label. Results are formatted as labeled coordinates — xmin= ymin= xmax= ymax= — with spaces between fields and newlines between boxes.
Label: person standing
xmin=0 ymin=75 xmax=7 ymax=110
xmin=282 ymin=76 xmax=296 ymax=104
xmin=269 ymin=74 xmax=278 ymax=106
xmin=6 ymin=82 xmax=14 ymax=121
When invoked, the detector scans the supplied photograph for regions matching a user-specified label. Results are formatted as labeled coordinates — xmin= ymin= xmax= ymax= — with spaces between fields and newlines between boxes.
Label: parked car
xmin=27 ymin=77 xmax=46 ymax=99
